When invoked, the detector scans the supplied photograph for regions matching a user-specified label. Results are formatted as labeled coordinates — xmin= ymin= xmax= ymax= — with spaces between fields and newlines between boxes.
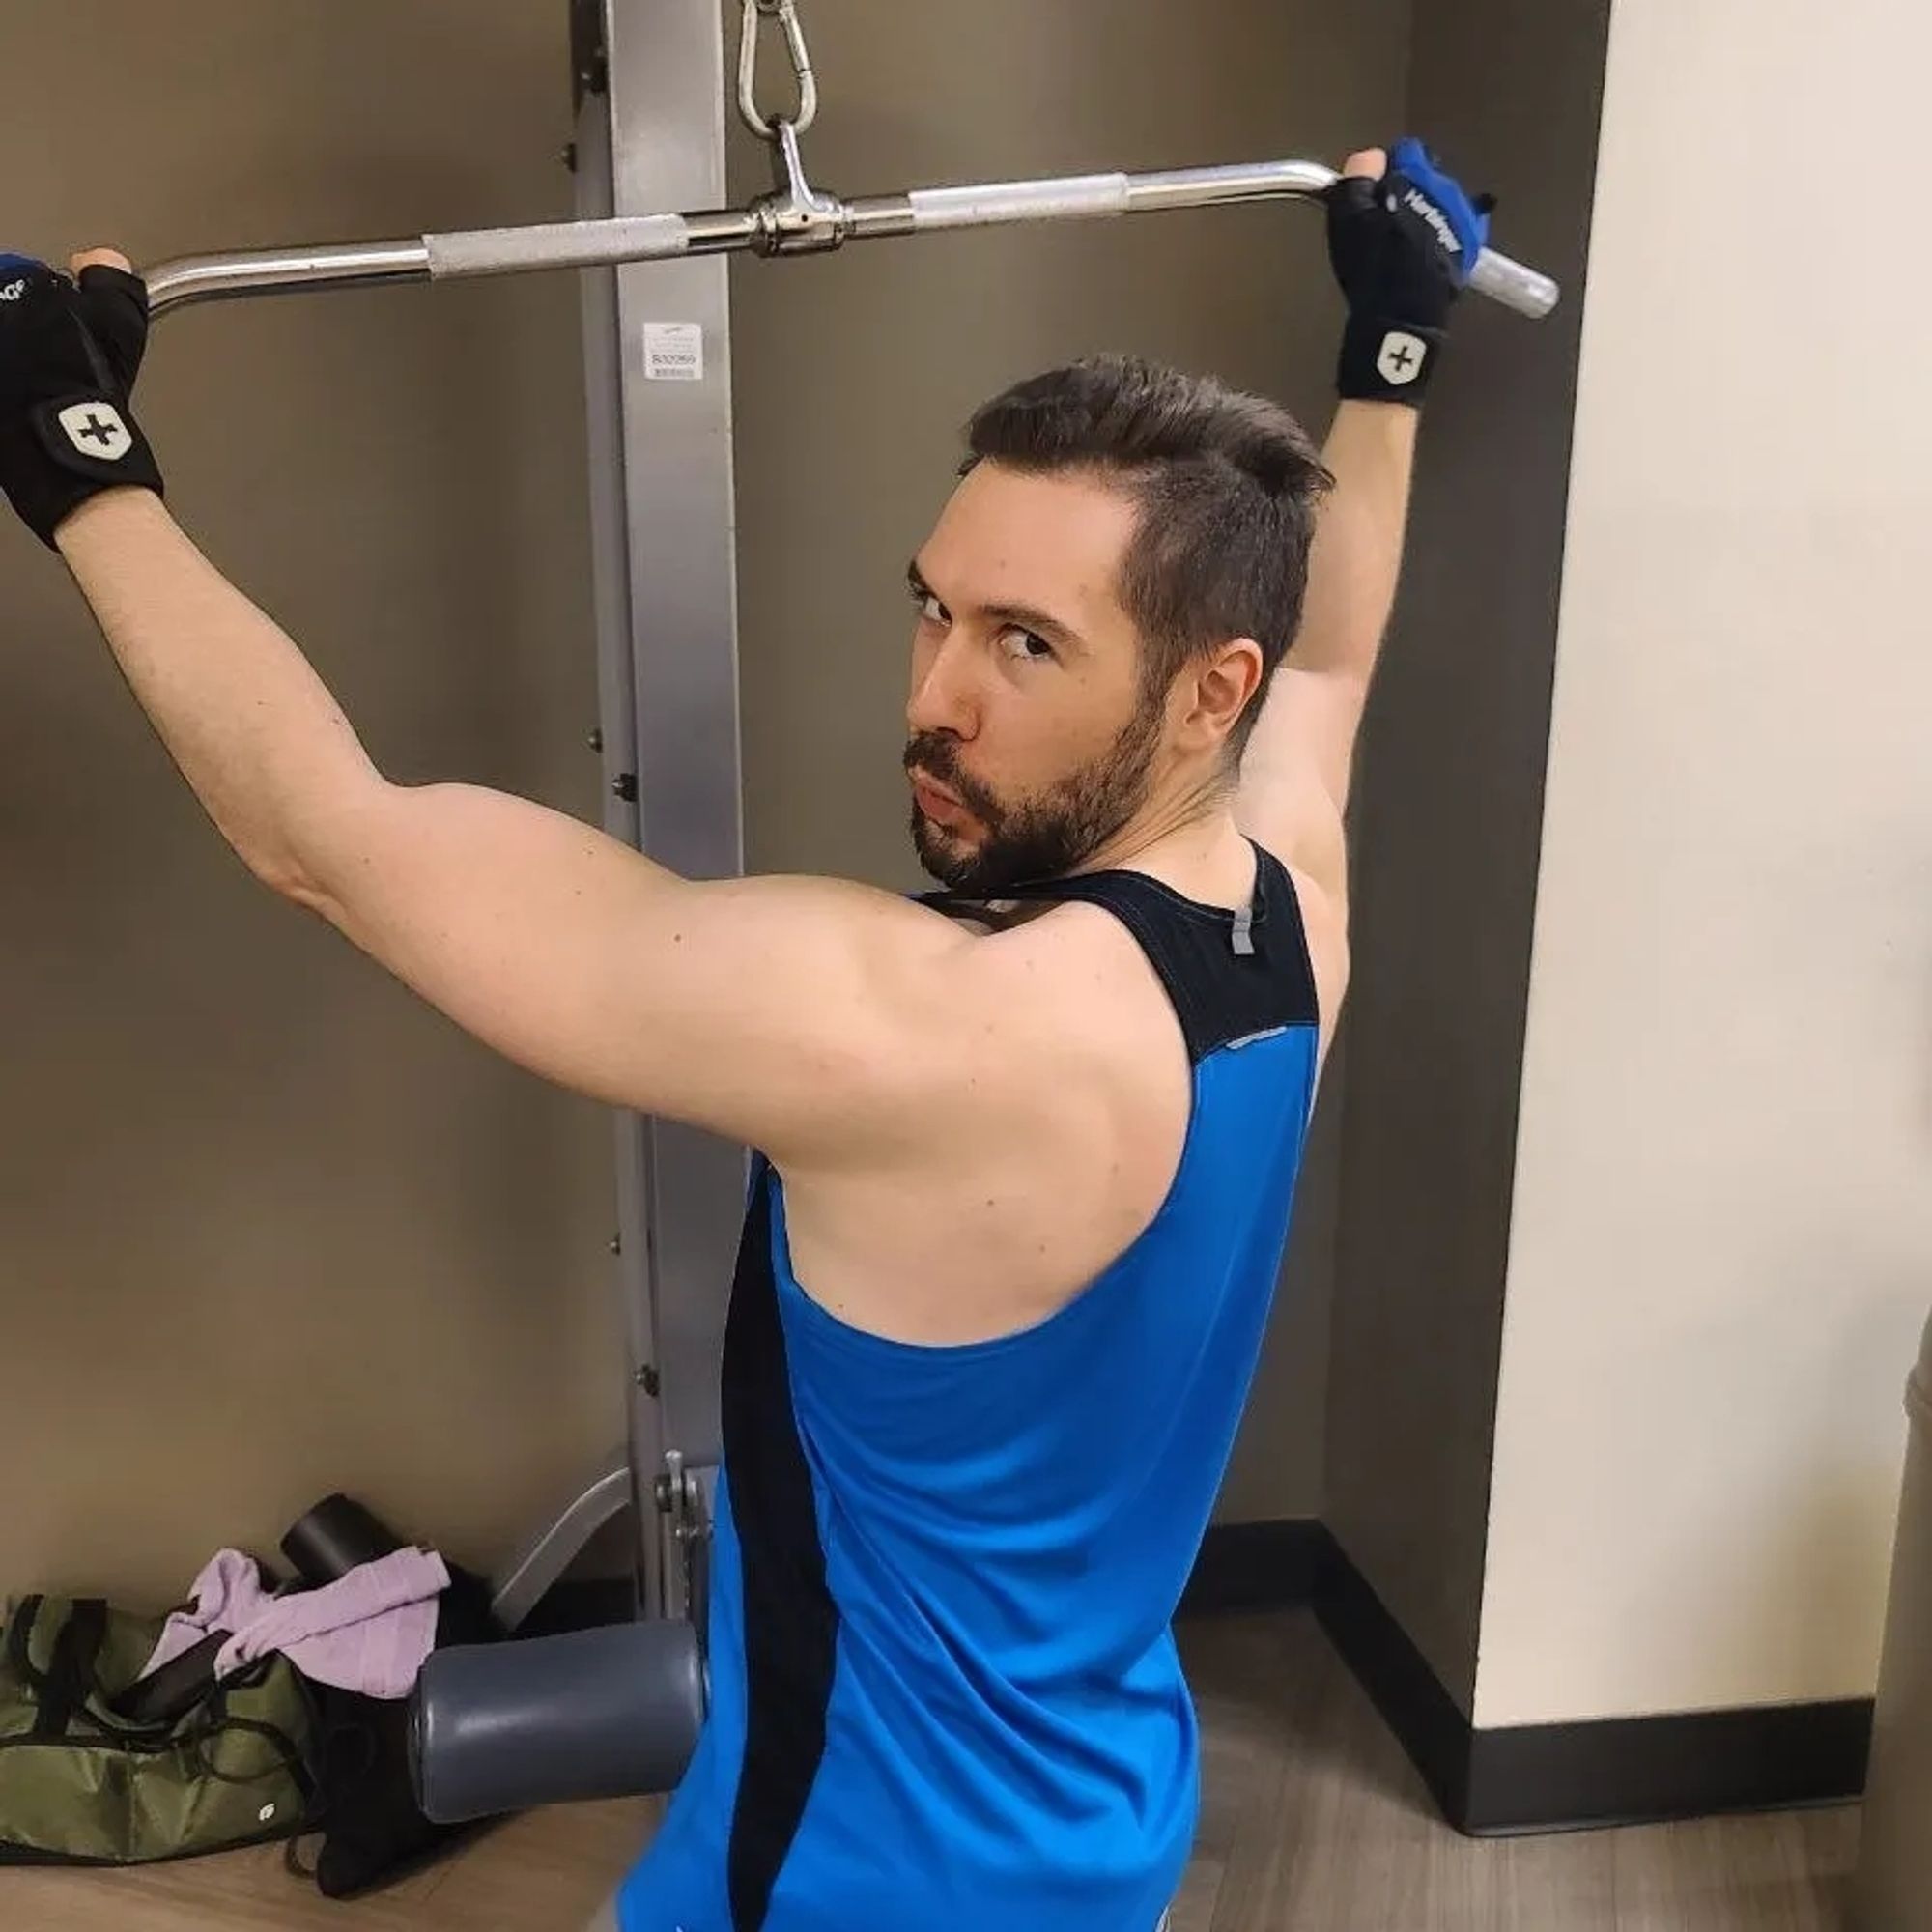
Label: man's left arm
xmin=1236 ymin=394 xmax=1417 ymax=900
xmin=1236 ymin=139 xmax=1492 ymax=923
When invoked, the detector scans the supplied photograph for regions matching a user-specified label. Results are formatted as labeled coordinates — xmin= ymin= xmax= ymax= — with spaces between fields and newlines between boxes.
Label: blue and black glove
xmin=0 ymin=254 xmax=163 ymax=547
xmin=1326 ymin=138 xmax=1492 ymax=406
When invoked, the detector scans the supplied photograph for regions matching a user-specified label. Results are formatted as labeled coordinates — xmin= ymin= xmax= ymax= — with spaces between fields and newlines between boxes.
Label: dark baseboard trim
xmin=1180 ymin=1518 xmax=1329 ymax=1618
xmin=1464 ymin=1696 xmax=1872 ymax=1835
xmin=1311 ymin=1525 xmax=1473 ymax=1823
xmin=1308 ymin=1528 xmax=1871 ymax=1834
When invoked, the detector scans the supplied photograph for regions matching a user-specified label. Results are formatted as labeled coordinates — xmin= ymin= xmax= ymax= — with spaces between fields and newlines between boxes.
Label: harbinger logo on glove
xmin=0 ymin=252 xmax=164 ymax=547
xmin=1325 ymin=138 xmax=1493 ymax=407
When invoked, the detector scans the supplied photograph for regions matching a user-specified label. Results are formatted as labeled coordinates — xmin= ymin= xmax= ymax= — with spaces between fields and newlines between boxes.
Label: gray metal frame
xmin=577 ymin=0 xmax=745 ymax=1621
xmin=484 ymin=0 xmax=746 ymax=1631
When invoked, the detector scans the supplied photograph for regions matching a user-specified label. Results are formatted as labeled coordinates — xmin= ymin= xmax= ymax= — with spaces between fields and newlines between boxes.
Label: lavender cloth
xmin=140 ymin=1546 xmax=450 ymax=1701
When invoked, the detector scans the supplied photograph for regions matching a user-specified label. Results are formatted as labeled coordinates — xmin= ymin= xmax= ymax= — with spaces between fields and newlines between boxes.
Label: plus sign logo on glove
xmin=1324 ymin=138 xmax=1494 ymax=407
xmin=0 ymin=250 xmax=164 ymax=547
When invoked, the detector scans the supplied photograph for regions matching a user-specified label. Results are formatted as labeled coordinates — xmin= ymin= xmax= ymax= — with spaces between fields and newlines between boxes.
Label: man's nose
xmin=907 ymin=632 xmax=980 ymax=740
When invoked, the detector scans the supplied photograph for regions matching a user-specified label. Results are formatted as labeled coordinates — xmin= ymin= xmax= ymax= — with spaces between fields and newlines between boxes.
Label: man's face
xmin=904 ymin=463 xmax=1164 ymax=895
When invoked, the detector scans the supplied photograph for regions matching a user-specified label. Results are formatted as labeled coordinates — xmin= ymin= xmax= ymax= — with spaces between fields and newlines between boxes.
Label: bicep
xmin=295 ymin=781 xmax=956 ymax=1154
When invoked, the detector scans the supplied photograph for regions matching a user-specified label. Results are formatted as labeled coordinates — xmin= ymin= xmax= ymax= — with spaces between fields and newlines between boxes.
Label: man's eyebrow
xmin=982 ymin=599 xmax=1086 ymax=651
xmin=907 ymin=558 xmax=1087 ymax=650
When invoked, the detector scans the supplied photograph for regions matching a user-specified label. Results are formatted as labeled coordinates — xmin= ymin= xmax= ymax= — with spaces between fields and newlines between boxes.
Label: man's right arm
xmin=52 ymin=491 xmax=980 ymax=1167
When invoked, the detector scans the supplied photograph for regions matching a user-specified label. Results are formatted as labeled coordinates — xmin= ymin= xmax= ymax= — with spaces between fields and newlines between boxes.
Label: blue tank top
xmin=619 ymin=845 xmax=1321 ymax=1932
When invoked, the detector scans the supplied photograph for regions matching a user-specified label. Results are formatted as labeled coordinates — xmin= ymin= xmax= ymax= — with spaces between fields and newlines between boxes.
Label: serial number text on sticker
xmin=643 ymin=322 xmax=704 ymax=382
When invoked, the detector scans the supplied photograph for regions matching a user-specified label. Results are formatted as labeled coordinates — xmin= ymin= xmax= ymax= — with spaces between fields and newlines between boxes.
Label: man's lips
xmin=910 ymin=773 xmax=972 ymax=828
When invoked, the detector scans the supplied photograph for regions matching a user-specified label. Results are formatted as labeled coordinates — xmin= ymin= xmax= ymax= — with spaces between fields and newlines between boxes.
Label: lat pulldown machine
xmin=143 ymin=0 xmax=1560 ymax=1820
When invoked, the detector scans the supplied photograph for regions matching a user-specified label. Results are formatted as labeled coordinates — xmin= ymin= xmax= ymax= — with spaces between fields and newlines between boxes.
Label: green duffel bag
xmin=0 ymin=1594 xmax=322 ymax=1865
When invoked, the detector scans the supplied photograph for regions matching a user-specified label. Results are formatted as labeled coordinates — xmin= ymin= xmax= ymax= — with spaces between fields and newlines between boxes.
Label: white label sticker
xmin=643 ymin=322 xmax=704 ymax=383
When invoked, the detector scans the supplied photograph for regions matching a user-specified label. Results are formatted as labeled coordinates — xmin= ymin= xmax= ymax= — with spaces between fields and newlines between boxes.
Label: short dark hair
xmin=961 ymin=355 xmax=1332 ymax=754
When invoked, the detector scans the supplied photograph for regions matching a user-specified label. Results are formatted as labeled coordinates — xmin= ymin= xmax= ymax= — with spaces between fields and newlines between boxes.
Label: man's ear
xmin=1176 ymin=638 xmax=1265 ymax=750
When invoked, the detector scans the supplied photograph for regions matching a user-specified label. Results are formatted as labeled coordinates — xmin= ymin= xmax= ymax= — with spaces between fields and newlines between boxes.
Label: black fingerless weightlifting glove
xmin=1325 ymin=138 xmax=1492 ymax=406
xmin=0 ymin=255 xmax=163 ymax=547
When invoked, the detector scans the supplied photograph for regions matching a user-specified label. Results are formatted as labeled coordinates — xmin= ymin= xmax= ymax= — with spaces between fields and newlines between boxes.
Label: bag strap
xmin=4 ymin=1597 xmax=45 ymax=1694
xmin=189 ymin=1668 xmax=327 ymax=1832
xmin=31 ymin=1600 xmax=108 ymax=1740
xmin=193 ymin=1712 xmax=319 ymax=1802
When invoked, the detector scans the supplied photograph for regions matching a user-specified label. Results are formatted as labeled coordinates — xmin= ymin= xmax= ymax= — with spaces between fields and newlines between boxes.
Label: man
xmin=0 ymin=137 xmax=1487 ymax=1931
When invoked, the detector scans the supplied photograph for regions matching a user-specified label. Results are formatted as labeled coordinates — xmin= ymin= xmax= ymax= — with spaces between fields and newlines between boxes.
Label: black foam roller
xmin=281 ymin=1494 xmax=407 ymax=1587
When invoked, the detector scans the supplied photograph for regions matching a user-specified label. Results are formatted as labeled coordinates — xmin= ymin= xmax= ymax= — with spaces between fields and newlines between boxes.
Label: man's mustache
xmin=904 ymin=735 xmax=1003 ymax=822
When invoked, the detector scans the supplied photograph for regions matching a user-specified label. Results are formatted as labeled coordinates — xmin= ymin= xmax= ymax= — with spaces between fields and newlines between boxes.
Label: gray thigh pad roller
xmin=410 ymin=1620 xmax=707 ymax=1824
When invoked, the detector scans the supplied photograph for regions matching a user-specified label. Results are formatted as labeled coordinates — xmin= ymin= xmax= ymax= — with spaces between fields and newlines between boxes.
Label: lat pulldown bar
xmin=140 ymin=155 xmax=1560 ymax=323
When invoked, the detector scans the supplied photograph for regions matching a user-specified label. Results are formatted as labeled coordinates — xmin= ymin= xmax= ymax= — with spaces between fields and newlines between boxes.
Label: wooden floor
xmin=1177 ymin=1615 xmax=1858 ymax=1932
xmin=3 ymin=1611 xmax=1861 ymax=1931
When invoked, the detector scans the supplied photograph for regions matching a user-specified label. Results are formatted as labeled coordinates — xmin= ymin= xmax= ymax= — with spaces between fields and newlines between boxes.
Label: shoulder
xmin=940 ymin=895 xmax=1181 ymax=1065
xmin=868 ymin=896 xmax=1190 ymax=1157
xmin=757 ymin=876 xmax=1155 ymax=1031
xmin=745 ymin=879 xmax=1170 ymax=1112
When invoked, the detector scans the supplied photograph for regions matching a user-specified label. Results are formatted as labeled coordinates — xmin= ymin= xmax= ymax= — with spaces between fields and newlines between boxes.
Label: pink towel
xmin=141 ymin=1546 xmax=450 ymax=1701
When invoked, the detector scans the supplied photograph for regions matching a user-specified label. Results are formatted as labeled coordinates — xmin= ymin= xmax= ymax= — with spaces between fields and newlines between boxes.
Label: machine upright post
xmin=576 ymin=0 xmax=746 ymax=1618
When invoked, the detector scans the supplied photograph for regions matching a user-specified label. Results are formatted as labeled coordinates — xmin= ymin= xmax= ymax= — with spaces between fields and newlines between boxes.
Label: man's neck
xmin=1074 ymin=786 xmax=1257 ymax=911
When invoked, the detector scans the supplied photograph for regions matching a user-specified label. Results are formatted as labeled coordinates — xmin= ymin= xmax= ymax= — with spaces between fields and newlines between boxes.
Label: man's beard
xmin=905 ymin=699 xmax=1164 ymax=895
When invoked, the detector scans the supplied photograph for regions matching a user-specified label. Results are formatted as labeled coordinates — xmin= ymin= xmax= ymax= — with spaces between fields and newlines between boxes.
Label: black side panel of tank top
xmin=920 ymin=843 xmax=1319 ymax=1064
xmin=722 ymin=1158 xmax=838 ymax=1931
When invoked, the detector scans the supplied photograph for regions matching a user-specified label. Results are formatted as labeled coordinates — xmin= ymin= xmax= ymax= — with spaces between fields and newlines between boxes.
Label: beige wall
xmin=0 ymin=1 xmax=1403 ymax=1609
xmin=0 ymin=1 xmax=618 ymax=1607
xmin=1477 ymin=0 xmax=1932 ymax=1727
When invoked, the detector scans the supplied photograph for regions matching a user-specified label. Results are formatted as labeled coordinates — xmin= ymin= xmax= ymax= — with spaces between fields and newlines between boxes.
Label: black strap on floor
xmin=32 ymin=1600 xmax=108 ymax=1741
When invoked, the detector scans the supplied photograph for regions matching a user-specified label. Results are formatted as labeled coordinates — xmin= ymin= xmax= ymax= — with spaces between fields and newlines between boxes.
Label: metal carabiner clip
xmin=738 ymin=0 xmax=819 ymax=142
